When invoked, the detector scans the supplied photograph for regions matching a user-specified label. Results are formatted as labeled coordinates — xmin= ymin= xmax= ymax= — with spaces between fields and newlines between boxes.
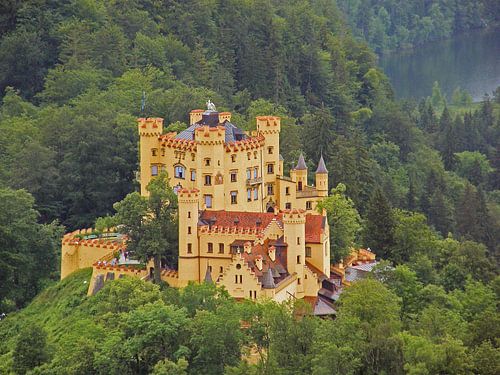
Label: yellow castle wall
xmin=217 ymin=253 xmax=263 ymax=300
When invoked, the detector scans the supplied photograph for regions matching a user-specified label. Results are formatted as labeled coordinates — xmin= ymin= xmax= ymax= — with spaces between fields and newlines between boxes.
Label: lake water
xmin=379 ymin=28 xmax=500 ymax=102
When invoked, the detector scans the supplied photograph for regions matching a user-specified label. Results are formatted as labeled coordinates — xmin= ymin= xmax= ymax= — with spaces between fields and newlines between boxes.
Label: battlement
xmin=256 ymin=116 xmax=281 ymax=133
xmin=178 ymin=188 xmax=200 ymax=202
xmin=282 ymin=209 xmax=306 ymax=223
xmin=224 ymin=135 xmax=265 ymax=152
xmin=194 ymin=125 xmax=225 ymax=144
xmin=138 ymin=117 xmax=164 ymax=136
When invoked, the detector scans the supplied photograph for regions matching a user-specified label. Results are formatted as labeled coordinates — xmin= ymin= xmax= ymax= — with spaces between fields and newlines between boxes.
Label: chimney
xmin=244 ymin=241 xmax=252 ymax=253
xmin=255 ymin=255 xmax=263 ymax=271
xmin=268 ymin=246 xmax=276 ymax=261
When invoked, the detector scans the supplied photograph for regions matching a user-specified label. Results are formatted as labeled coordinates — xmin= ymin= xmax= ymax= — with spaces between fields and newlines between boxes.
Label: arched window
xmin=174 ymin=165 xmax=185 ymax=179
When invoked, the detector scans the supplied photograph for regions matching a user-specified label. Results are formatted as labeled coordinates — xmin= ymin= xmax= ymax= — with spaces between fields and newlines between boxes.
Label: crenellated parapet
xmin=224 ymin=135 xmax=265 ymax=152
xmin=194 ymin=125 xmax=226 ymax=145
xmin=256 ymin=116 xmax=281 ymax=134
xmin=282 ymin=208 xmax=306 ymax=225
xmin=177 ymin=188 xmax=200 ymax=203
xmin=138 ymin=117 xmax=163 ymax=136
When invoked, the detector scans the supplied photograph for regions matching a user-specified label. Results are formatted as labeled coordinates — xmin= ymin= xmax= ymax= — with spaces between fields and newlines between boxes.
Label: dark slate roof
xmin=295 ymin=153 xmax=307 ymax=170
xmin=204 ymin=266 xmax=213 ymax=284
xmin=262 ymin=268 xmax=276 ymax=289
xmin=315 ymin=154 xmax=328 ymax=174
xmin=174 ymin=112 xmax=247 ymax=143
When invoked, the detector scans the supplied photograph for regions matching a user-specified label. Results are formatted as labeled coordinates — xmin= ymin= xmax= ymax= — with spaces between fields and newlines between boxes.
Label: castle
xmin=61 ymin=104 xmax=373 ymax=312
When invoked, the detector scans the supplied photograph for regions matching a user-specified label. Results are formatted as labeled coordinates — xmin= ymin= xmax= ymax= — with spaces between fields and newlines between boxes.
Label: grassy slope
xmin=0 ymin=268 xmax=93 ymax=371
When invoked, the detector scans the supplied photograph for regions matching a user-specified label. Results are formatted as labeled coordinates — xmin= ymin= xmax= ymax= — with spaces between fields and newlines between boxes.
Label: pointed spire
xmin=315 ymin=154 xmax=328 ymax=174
xmin=204 ymin=266 xmax=213 ymax=284
xmin=262 ymin=268 xmax=276 ymax=289
xmin=295 ymin=153 xmax=307 ymax=170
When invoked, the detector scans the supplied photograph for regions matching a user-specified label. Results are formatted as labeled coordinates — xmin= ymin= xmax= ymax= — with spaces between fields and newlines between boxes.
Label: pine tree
xmin=438 ymin=106 xmax=457 ymax=170
xmin=428 ymin=190 xmax=453 ymax=236
xmin=363 ymin=187 xmax=395 ymax=259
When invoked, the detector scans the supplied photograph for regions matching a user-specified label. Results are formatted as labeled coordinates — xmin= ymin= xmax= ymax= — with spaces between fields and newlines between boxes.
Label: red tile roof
xmin=199 ymin=210 xmax=324 ymax=243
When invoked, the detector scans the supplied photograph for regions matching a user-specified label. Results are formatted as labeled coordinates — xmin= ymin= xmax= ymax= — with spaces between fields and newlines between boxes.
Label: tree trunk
xmin=153 ymin=254 xmax=161 ymax=284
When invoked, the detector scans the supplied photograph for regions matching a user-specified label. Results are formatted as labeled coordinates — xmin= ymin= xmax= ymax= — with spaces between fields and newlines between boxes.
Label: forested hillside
xmin=337 ymin=0 xmax=500 ymax=52
xmin=0 ymin=1 xmax=499 ymax=373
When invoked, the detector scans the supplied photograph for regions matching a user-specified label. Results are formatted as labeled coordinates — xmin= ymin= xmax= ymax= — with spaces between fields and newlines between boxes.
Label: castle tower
xmin=315 ymin=154 xmax=328 ymax=197
xmin=290 ymin=153 xmax=308 ymax=191
xmin=257 ymin=116 xmax=281 ymax=198
xmin=178 ymin=188 xmax=200 ymax=285
xmin=138 ymin=118 xmax=163 ymax=196
xmin=283 ymin=209 xmax=306 ymax=298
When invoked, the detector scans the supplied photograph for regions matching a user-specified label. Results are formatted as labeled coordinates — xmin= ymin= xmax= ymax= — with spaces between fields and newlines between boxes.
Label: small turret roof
xmin=261 ymin=268 xmax=276 ymax=289
xmin=295 ymin=153 xmax=307 ymax=170
xmin=204 ymin=266 xmax=213 ymax=284
xmin=315 ymin=154 xmax=328 ymax=174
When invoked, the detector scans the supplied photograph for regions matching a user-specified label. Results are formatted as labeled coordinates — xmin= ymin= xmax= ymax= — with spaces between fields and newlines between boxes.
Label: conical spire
xmin=204 ymin=266 xmax=213 ymax=284
xmin=315 ymin=154 xmax=328 ymax=174
xmin=261 ymin=268 xmax=276 ymax=289
xmin=295 ymin=153 xmax=307 ymax=170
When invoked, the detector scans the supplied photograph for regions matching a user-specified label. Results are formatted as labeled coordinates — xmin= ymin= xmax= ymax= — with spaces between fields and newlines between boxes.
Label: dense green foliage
xmin=0 ymin=1 xmax=498 ymax=373
xmin=0 ymin=269 xmax=498 ymax=374
xmin=337 ymin=0 xmax=500 ymax=52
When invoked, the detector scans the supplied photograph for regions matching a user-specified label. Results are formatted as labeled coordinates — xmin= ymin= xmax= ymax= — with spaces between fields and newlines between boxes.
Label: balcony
xmin=246 ymin=177 xmax=262 ymax=186
xmin=297 ymin=188 xmax=319 ymax=198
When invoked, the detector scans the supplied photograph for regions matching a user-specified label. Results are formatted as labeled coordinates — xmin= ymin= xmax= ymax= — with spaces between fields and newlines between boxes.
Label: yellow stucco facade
xmin=61 ymin=106 xmax=335 ymax=306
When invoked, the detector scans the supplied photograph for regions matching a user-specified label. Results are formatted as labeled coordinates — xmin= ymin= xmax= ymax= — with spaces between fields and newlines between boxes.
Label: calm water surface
xmin=379 ymin=28 xmax=500 ymax=102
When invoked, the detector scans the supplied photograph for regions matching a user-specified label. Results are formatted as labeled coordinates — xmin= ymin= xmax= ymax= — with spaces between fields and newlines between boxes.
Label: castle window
xmin=246 ymin=169 xmax=251 ymax=180
xmin=267 ymin=183 xmax=273 ymax=196
xmin=190 ymin=170 xmax=196 ymax=181
xmin=306 ymin=201 xmax=312 ymax=210
xmin=187 ymin=243 xmax=192 ymax=254
xmin=152 ymin=148 xmax=158 ymax=156
xmin=297 ymin=237 xmax=300 ymax=245
xmin=247 ymin=189 xmax=252 ymax=202
xmin=231 ymin=154 xmax=236 ymax=163
xmin=267 ymin=163 xmax=274 ymax=174
xmin=236 ymin=264 xmax=242 ymax=270
xmin=174 ymin=165 xmax=185 ymax=179
xmin=208 ymin=265 xmax=212 ymax=272
xmin=235 ymin=275 xmax=238 ymax=283
xmin=297 ymin=277 xmax=301 ymax=285
xmin=253 ymin=168 xmax=258 ymax=179
xmin=230 ymin=191 xmax=238 ymax=204
xmin=240 ymin=275 xmax=243 ymax=283
xmin=286 ymin=187 xmax=290 ymax=195
xmin=188 ymin=226 xmax=191 ymax=234
xmin=230 ymin=171 xmax=237 ymax=182
xmin=188 ymin=211 xmax=191 ymax=218
xmin=285 ymin=203 xmax=291 ymax=209
xmin=219 ymin=243 xmax=224 ymax=254
xmin=161 ymin=148 xmax=165 ymax=156
xmin=151 ymin=165 xmax=158 ymax=176
xmin=249 ymin=291 xmax=253 ymax=299
xmin=253 ymin=290 xmax=257 ymax=299
xmin=254 ymin=151 xmax=257 ymax=159
xmin=253 ymin=188 xmax=258 ymax=200
xmin=268 ymin=146 xmax=274 ymax=154
xmin=191 ymin=153 xmax=195 ymax=161
xmin=204 ymin=175 xmax=212 ymax=186
xmin=204 ymin=158 xmax=211 ymax=166
xmin=204 ymin=195 xmax=212 ymax=208
xmin=208 ymin=243 xmax=213 ymax=253
xmin=306 ymin=247 xmax=312 ymax=258
xmin=247 ymin=152 xmax=251 ymax=160
xmin=220 ymin=266 xmax=223 ymax=274
xmin=298 ymin=181 xmax=303 ymax=191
